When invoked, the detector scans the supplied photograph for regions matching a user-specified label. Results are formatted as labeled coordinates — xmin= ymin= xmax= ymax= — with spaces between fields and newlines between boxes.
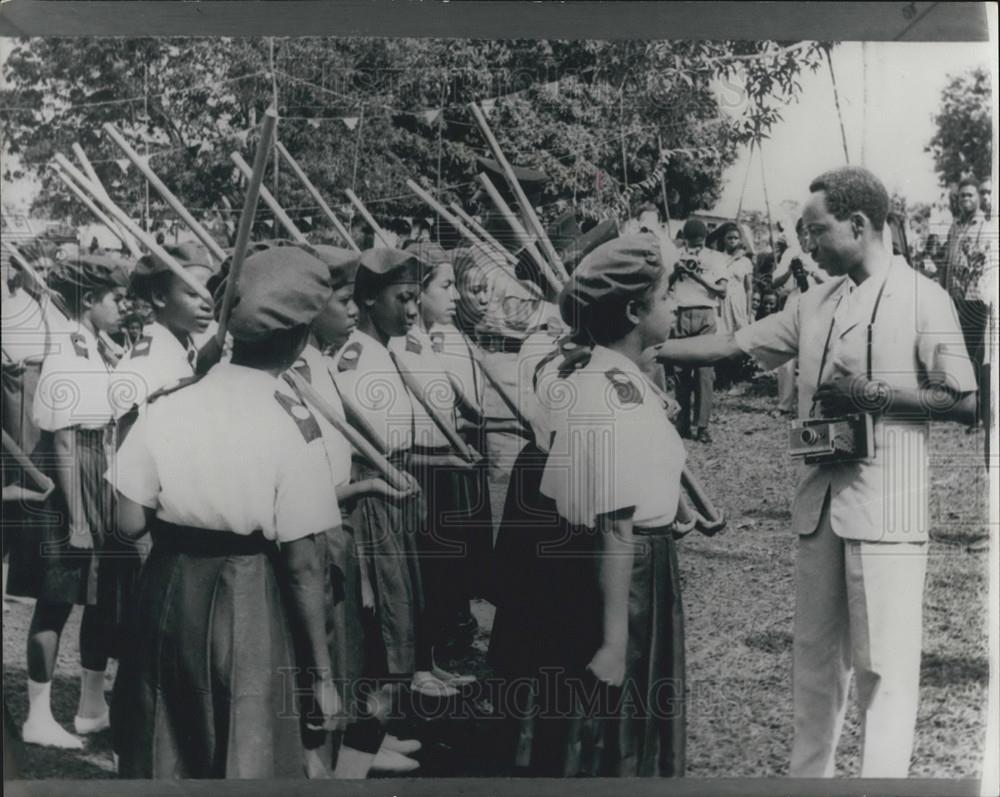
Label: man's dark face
xmin=980 ymin=181 xmax=992 ymax=214
xmin=958 ymin=185 xmax=979 ymax=216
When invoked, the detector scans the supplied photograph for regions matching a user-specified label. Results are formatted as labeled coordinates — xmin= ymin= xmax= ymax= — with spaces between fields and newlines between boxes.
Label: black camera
xmin=788 ymin=413 xmax=875 ymax=465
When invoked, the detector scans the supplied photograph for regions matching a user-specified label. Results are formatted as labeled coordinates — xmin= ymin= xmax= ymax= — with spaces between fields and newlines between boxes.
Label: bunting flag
xmin=115 ymin=158 xmax=131 ymax=175
xmin=307 ymin=118 xmax=322 ymax=129
xmin=302 ymin=215 xmax=313 ymax=227
xmin=420 ymin=108 xmax=442 ymax=126
xmin=480 ymin=98 xmax=497 ymax=116
xmin=342 ymin=117 xmax=360 ymax=131
xmin=262 ymin=219 xmax=274 ymax=228
xmin=234 ymin=129 xmax=250 ymax=148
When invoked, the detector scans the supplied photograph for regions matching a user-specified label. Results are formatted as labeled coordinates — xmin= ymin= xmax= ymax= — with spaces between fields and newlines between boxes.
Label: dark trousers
xmin=953 ymin=298 xmax=989 ymax=426
xmin=672 ymin=307 xmax=716 ymax=432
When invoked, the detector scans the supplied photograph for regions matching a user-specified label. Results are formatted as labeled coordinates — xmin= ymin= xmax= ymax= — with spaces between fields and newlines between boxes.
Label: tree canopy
xmin=926 ymin=67 xmax=992 ymax=189
xmin=2 ymin=37 xmax=829 ymax=244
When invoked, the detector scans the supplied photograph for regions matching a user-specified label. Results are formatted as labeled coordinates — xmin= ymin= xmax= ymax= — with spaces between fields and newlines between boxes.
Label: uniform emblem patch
xmin=605 ymin=368 xmax=642 ymax=405
xmin=274 ymin=391 xmax=322 ymax=443
xmin=337 ymin=342 xmax=362 ymax=372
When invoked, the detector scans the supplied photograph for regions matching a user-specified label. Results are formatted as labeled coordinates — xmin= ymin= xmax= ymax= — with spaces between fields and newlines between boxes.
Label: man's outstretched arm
xmin=654 ymin=333 xmax=744 ymax=366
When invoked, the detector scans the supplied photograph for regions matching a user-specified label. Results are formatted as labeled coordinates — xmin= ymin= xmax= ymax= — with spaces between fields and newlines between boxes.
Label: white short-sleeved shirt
xmin=666 ymin=245 xmax=729 ymax=308
xmin=538 ymin=345 xmax=686 ymax=529
xmin=331 ymin=329 xmax=416 ymax=454
xmin=108 ymin=321 xmax=197 ymax=419
xmin=428 ymin=322 xmax=485 ymax=414
xmin=2 ymin=287 xmax=48 ymax=363
xmin=278 ymin=343 xmax=353 ymax=485
xmin=735 ymin=252 xmax=977 ymax=543
xmin=109 ymin=362 xmax=341 ymax=543
xmin=33 ymin=324 xmax=115 ymax=432
xmin=388 ymin=328 xmax=457 ymax=449
xmin=515 ymin=322 xmax=572 ymax=449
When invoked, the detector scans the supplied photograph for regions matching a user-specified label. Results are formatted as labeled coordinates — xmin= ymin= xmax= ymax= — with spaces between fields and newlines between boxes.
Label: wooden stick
xmin=406 ymin=179 xmax=512 ymax=264
xmin=274 ymin=140 xmax=360 ymax=252
xmin=326 ymin=369 xmax=391 ymax=455
xmin=230 ymin=150 xmax=307 ymax=244
xmin=103 ymin=123 xmax=228 ymax=262
xmin=448 ymin=202 xmax=508 ymax=258
xmin=51 ymin=163 xmax=133 ymax=251
xmin=469 ymin=102 xmax=569 ymax=283
xmin=2 ymin=240 xmax=47 ymax=295
xmin=72 ymin=143 xmax=140 ymax=255
xmin=285 ymin=370 xmax=412 ymax=493
xmin=477 ymin=173 xmax=564 ymax=293
xmin=53 ymin=154 xmax=214 ymax=303
xmin=218 ymin=108 xmax=279 ymax=345
xmin=2 ymin=429 xmax=55 ymax=496
xmin=389 ymin=350 xmax=477 ymax=463
xmin=344 ymin=189 xmax=392 ymax=248
xmin=2 ymin=240 xmax=72 ymax=325
xmin=458 ymin=332 xmax=534 ymax=432
xmin=681 ymin=469 xmax=726 ymax=535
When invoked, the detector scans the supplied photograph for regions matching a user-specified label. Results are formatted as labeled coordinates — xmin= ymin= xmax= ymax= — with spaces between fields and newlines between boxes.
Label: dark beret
xmin=558 ymin=233 xmax=665 ymax=329
xmin=222 ymin=241 xmax=333 ymax=342
xmin=47 ymin=253 xmax=130 ymax=296
xmin=355 ymin=248 xmax=426 ymax=299
xmin=133 ymin=241 xmax=216 ymax=279
xmin=311 ymin=244 xmax=361 ymax=290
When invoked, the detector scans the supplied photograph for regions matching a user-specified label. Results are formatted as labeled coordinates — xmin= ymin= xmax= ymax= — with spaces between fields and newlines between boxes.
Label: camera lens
xmin=800 ymin=428 xmax=819 ymax=445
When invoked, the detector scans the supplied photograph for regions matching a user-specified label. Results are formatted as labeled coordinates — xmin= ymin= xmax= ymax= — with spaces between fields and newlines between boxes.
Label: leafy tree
xmin=926 ymin=67 xmax=992 ymax=188
xmin=2 ymin=37 xmax=830 ymax=245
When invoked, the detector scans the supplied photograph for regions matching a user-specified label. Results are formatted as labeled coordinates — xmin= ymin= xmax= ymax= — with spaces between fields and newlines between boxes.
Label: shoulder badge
xmin=337 ymin=341 xmax=362 ymax=373
xmin=605 ymin=367 xmax=642 ymax=405
xmin=129 ymin=335 xmax=153 ymax=359
xmin=545 ymin=315 xmax=567 ymax=339
xmin=147 ymin=374 xmax=203 ymax=405
xmin=405 ymin=333 xmax=422 ymax=355
xmin=556 ymin=338 xmax=592 ymax=380
xmin=273 ymin=390 xmax=322 ymax=443
xmin=70 ymin=332 xmax=89 ymax=359
xmin=292 ymin=357 xmax=312 ymax=384
xmin=429 ymin=331 xmax=445 ymax=354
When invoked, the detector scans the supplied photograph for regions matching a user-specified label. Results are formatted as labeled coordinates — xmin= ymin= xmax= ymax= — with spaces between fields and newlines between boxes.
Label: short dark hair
xmin=958 ymin=176 xmax=980 ymax=191
xmin=575 ymin=270 xmax=665 ymax=346
xmin=130 ymin=270 xmax=173 ymax=305
xmin=808 ymin=166 xmax=889 ymax=232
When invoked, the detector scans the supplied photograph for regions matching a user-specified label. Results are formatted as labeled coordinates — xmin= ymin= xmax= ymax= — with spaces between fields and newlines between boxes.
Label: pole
xmin=230 ymin=151 xmax=307 ymax=244
xmin=824 ymin=47 xmax=851 ymax=165
xmin=71 ymin=143 xmax=139 ymax=254
xmin=468 ymin=102 xmax=569 ymax=282
xmin=217 ymin=108 xmax=279 ymax=344
xmin=477 ymin=173 xmax=564 ymax=293
xmin=143 ymin=63 xmax=151 ymax=231
xmin=269 ymin=38 xmax=280 ymax=196
xmin=51 ymin=163 xmax=134 ymax=251
xmin=103 ymin=123 xmax=227 ymax=261
xmin=757 ymin=137 xmax=777 ymax=257
xmin=274 ymin=140 xmax=359 ymax=252
xmin=657 ymin=134 xmax=672 ymax=237
xmin=52 ymin=154 xmax=213 ymax=302
xmin=344 ymin=189 xmax=392 ymax=248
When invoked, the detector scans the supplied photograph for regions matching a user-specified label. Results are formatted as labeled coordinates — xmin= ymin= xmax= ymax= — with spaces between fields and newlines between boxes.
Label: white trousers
xmin=790 ymin=495 xmax=928 ymax=778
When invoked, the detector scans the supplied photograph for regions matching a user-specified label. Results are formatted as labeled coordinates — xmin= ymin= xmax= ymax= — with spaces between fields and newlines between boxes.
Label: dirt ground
xmin=3 ymin=377 xmax=991 ymax=779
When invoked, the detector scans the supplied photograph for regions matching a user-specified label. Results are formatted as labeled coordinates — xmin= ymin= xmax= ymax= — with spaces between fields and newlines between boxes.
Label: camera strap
xmin=811 ymin=258 xmax=894 ymax=417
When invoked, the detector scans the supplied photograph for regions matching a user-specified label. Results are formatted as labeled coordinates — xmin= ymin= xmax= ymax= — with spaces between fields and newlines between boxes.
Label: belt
xmin=477 ymin=333 xmax=524 ymax=354
xmin=634 ymin=524 xmax=673 ymax=537
xmin=151 ymin=519 xmax=275 ymax=556
xmin=676 ymin=305 xmax=714 ymax=311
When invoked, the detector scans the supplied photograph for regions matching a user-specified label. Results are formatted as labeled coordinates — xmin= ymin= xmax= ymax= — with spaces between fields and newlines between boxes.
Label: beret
xmin=47 ymin=253 xmax=130 ymax=296
xmin=403 ymin=240 xmax=450 ymax=267
xmin=355 ymin=248 xmax=426 ymax=298
xmin=682 ymin=218 xmax=708 ymax=240
xmin=558 ymin=233 xmax=665 ymax=328
xmin=310 ymin=244 xmax=361 ymax=290
xmin=133 ymin=241 xmax=216 ymax=279
xmin=220 ymin=240 xmax=333 ymax=342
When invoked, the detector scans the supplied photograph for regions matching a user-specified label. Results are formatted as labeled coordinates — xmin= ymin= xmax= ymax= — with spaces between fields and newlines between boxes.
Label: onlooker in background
xmin=88 ymin=237 xmax=100 ymax=254
xmin=941 ymin=177 xmax=991 ymax=428
xmin=758 ymin=290 xmax=779 ymax=318
xmin=770 ymin=219 xmax=826 ymax=416
xmin=714 ymin=223 xmax=755 ymax=389
xmin=667 ymin=218 xmax=727 ymax=442
xmin=751 ymin=290 xmax=761 ymax=317
xmin=980 ymin=178 xmax=992 ymax=221
xmin=121 ymin=313 xmax=144 ymax=347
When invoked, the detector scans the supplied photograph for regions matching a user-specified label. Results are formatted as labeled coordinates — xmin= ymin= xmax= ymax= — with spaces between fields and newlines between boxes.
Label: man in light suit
xmin=654 ymin=166 xmax=978 ymax=777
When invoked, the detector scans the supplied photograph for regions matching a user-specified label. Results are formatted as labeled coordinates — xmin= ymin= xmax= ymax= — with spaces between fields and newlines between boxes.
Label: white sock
xmin=26 ymin=678 xmax=55 ymax=726
xmin=77 ymin=668 xmax=108 ymax=718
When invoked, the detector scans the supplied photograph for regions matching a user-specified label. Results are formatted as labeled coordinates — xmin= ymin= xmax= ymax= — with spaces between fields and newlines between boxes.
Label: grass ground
xmin=3 ymin=378 xmax=991 ymax=779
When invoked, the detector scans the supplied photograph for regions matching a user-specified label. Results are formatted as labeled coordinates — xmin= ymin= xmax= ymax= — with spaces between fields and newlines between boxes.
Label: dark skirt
xmin=6 ymin=429 xmax=140 ymax=644
xmin=527 ymin=530 xmax=686 ymax=778
xmin=489 ymin=445 xmax=686 ymax=777
xmin=407 ymin=445 xmax=481 ymax=647
xmin=323 ymin=518 xmax=365 ymax=712
xmin=111 ymin=522 xmax=303 ymax=779
xmin=461 ymin=426 xmax=495 ymax=602
xmin=351 ymin=454 xmax=427 ymax=676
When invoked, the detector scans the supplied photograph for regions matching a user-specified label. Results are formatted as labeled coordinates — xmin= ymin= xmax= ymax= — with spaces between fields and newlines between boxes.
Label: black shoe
xmin=695 ymin=428 xmax=712 ymax=444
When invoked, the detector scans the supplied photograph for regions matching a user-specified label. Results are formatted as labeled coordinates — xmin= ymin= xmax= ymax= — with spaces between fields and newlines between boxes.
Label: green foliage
xmin=926 ymin=67 xmax=992 ymax=188
xmin=2 ymin=38 xmax=829 ymax=242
